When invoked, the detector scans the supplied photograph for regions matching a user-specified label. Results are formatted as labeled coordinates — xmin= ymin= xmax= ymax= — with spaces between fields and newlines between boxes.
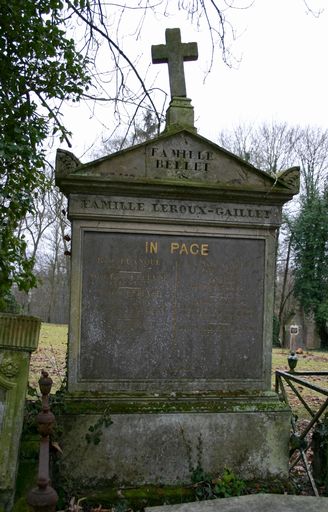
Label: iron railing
xmin=27 ymin=370 xmax=58 ymax=512
xmin=275 ymin=357 xmax=328 ymax=496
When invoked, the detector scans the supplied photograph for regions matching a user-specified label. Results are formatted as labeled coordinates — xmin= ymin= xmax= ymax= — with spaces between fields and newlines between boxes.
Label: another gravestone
xmin=0 ymin=313 xmax=40 ymax=512
xmin=55 ymin=29 xmax=299 ymax=493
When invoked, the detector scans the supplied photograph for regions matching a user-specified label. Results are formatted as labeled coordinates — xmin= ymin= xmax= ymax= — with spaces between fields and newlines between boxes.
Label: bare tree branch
xmin=67 ymin=0 xmax=162 ymax=128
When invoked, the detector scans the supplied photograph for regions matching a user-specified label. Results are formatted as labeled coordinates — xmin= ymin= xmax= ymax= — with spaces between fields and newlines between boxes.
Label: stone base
xmin=58 ymin=394 xmax=291 ymax=490
xmin=165 ymin=97 xmax=196 ymax=133
xmin=146 ymin=494 xmax=328 ymax=512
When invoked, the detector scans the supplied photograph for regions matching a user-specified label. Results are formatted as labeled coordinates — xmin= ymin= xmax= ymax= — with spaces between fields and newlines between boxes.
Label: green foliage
xmin=291 ymin=189 xmax=328 ymax=341
xmin=23 ymin=382 xmax=67 ymax=440
xmin=272 ymin=314 xmax=280 ymax=347
xmin=191 ymin=466 xmax=214 ymax=501
xmin=212 ymin=468 xmax=246 ymax=498
xmin=0 ymin=291 xmax=21 ymax=313
xmin=85 ymin=410 xmax=113 ymax=445
xmin=0 ymin=0 xmax=90 ymax=308
xmin=182 ymin=430 xmax=245 ymax=501
xmin=191 ymin=465 xmax=212 ymax=485
xmin=22 ymin=385 xmax=42 ymax=436
xmin=192 ymin=467 xmax=246 ymax=500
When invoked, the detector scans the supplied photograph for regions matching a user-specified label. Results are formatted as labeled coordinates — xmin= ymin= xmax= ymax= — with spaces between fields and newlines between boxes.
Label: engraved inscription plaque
xmin=80 ymin=232 xmax=265 ymax=382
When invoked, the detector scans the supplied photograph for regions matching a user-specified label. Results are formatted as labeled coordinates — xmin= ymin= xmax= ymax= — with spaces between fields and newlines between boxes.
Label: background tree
xmin=218 ymin=122 xmax=300 ymax=173
xmin=291 ymin=184 xmax=328 ymax=345
xmin=12 ymin=164 xmax=71 ymax=322
xmin=4 ymin=1 xmax=323 ymax=318
xmin=218 ymin=122 xmax=328 ymax=346
xmin=93 ymin=111 xmax=159 ymax=157
xmin=0 ymin=0 xmax=89 ymax=310
xmin=1 ymin=0 xmax=245 ymax=312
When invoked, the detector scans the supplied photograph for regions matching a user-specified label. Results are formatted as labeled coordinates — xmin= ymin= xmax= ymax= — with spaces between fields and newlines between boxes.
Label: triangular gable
xmin=56 ymin=129 xmax=299 ymax=194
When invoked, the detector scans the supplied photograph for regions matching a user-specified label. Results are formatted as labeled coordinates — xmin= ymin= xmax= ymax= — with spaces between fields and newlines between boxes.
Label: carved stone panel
xmin=79 ymin=231 xmax=264 ymax=386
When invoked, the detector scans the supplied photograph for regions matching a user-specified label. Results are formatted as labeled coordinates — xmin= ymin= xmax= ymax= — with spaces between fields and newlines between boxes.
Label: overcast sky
xmin=192 ymin=0 xmax=328 ymax=141
xmin=61 ymin=0 xmax=328 ymax=158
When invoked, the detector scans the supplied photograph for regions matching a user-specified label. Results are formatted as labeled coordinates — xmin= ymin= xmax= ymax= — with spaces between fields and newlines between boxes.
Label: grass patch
xmin=272 ymin=347 xmax=328 ymax=420
xmin=29 ymin=323 xmax=68 ymax=391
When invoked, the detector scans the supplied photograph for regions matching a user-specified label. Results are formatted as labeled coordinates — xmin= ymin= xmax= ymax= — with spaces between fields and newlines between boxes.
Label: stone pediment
xmin=56 ymin=129 xmax=299 ymax=197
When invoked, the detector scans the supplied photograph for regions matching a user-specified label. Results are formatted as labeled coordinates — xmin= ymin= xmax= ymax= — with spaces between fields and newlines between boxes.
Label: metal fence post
xmin=27 ymin=370 xmax=58 ymax=512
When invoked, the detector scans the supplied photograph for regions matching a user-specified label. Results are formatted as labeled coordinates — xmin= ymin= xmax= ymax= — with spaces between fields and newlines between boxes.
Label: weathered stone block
xmin=0 ymin=314 xmax=40 ymax=512
xmin=58 ymin=396 xmax=290 ymax=490
xmin=145 ymin=493 xmax=328 ymax=512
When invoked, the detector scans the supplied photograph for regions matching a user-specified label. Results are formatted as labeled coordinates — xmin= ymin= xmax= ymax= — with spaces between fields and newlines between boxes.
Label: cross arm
xmin=151 ymin=44 xmax=169 ymax=63
xmin=182 ymin=42 xmax=198 ymax=62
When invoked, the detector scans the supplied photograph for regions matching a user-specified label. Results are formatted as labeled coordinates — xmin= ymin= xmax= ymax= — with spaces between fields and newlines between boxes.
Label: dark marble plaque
xmin=80 ymin=232 xmax=264 ymax=381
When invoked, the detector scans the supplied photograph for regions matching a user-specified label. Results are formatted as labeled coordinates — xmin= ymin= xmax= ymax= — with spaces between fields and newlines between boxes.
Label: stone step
xmin=145 ymin=493 xmax=328 ymax=512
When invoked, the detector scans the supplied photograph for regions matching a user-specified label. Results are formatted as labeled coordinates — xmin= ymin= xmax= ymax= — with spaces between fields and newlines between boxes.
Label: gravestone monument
xmin=56 ymin=29 xmax=299 ymax=493
xmin=0 ymin=313 xmax=40 ymax=512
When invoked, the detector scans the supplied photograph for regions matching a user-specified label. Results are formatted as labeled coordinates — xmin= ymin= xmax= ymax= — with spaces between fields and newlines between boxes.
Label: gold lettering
xmin=145 ymin=241 xmax=158 ymax=254
xmin=170 ymin=242 xmax=180 ymax=254
xmin=190 ymin=243 xmax=199 ymax=255
xmin=201 ymin=244 xmax=209 ymax=256
xmin=170 ymin=242 xmax=209 ymax=256
xmin=179 ymin=243 xmax=188 ymax=255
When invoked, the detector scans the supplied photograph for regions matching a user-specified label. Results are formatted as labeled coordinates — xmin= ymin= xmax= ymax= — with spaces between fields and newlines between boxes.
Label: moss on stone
xmin=63 ymin=393 xmax=290 ymax=415
xmin=43 ymin=478 xmax=296 ymax=510
xmin=73 ymin=484 xmax=195 ymax=509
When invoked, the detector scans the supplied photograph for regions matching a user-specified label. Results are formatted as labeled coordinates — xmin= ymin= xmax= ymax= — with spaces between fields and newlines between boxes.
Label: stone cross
xmin=151 ymin=28 xmax=198 ymax=98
